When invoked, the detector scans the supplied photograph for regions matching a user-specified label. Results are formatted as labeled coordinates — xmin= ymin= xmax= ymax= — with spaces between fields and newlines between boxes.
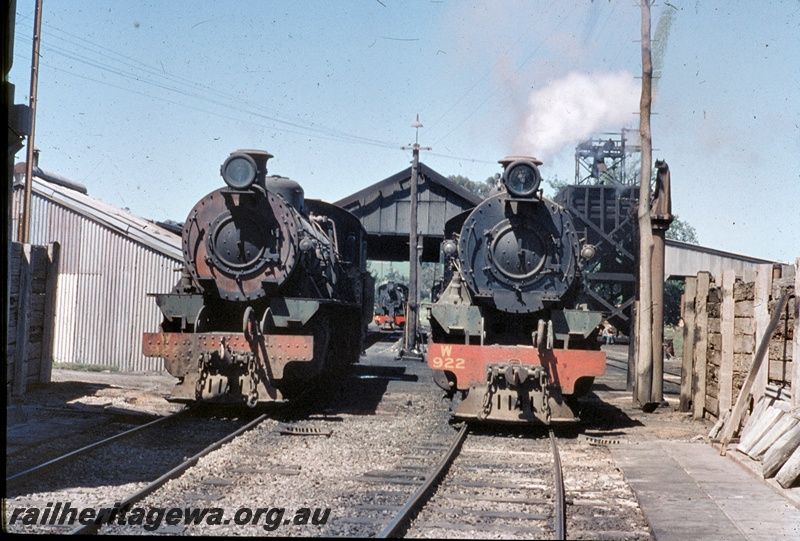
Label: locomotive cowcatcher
xmin=424 ymin=156 xmax=606 ymax=424
xmin=143 ymin=150 xmax=374 ymax=406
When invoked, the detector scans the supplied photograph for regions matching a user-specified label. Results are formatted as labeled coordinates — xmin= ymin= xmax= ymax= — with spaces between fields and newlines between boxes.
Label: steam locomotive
xmin=374 ymin=281 xmax=408 ymax=330
xmin=424 ymin=156 xmax=606 ymax=424
xmin=143 ymin=150 xmax=374 ymax=406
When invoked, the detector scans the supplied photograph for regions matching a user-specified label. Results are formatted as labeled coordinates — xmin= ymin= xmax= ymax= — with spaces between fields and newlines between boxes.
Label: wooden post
xmin=719 ymin=269 xmax=735 ymax=413
xmin=719 ymin=291 xmax=791 ymax=455
xmin=752 ymin=264 xmax=772 ymax=403
xmin=635 ymin=0 xmax=655 ymax=408
xmin=793 ymin=258 xmax=799 ymax=411
xmin=628 ymin=300 xmax=638 ymax=392
xmin=39 ymin=242 xmax=60 ymax=383
xmin=693 ymin=272 xmax=711 ymax=419
xmin=13 ymin=244 xmax=33 ymax=396
xmin=680 ymin=276 xmax=697 ymax=412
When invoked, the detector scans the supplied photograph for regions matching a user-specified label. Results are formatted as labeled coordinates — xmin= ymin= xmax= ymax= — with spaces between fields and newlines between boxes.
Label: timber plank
xmin=719 ymin=269 xmax=735 ymax=412
xmin=719 ymin=291 xmax=791 ymax=454
xmin=738 ymin=405 xmax=783 ymax=455
xmin=693 ymin=272 xmax=711 ymax=419
xmin=740 ymin=396 xmax=768 ymax=443
xmin=680 ymin=276 xmax=697 ymax=412
xmin=775 ymin=445 xmax=800 ymax=488
xmin=763 ymin=423 xmax=800 ymax=479
xmin=752 ymin=265 xmax=772 ymax=403
xmin=748 ymin=414 xmax=798 ymax=459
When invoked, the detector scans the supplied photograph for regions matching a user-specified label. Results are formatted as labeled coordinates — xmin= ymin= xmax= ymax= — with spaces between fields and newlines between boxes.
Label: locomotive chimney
xmin=243 ymin=149 xmax=273 ymax=186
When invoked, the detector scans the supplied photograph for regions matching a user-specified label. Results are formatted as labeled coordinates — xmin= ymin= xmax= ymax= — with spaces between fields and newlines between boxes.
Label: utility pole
xmin=400 ymin=115 xmax=430 ymax=359
xmin=20 ymin=0 xmax=43 ymax=244
xmin=635 ymin=0 xmax=657 ymax=408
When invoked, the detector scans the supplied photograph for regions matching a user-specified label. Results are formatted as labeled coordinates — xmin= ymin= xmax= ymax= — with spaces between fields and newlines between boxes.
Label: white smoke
xmin=514 ymin=71 xmax=640 ymax=161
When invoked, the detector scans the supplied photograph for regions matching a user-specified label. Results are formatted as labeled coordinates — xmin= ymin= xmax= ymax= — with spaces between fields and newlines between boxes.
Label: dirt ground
xmin=6 ymin=345 xmax=710 ymax=454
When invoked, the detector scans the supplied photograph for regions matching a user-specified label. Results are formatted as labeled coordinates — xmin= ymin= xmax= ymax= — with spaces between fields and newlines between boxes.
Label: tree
xmin=665 ymin=215 xmax=699 ymax=244
xmin=448 ymin=175 xmax=496 ymax=198
xmin=663 ymin=279 xmax=684 ymax=326
xmin=544 ymin=174 xmax=571 ymax=198
xmin=662 ymin=215 xmax=697 ymax=330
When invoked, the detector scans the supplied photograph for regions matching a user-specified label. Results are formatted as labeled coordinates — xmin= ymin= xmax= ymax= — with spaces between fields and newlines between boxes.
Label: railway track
xmin=69 ymin=412 xmax=270 ymax=534
xmin=4 ymin=408 xmax=271 ymax=534
xmin=6 ymin=341 xmax=651 ymax=538
xmin=6 ymin=409 xmax=189 ymax=488
xmin=340 ymin=425 xmax=567 ymax=539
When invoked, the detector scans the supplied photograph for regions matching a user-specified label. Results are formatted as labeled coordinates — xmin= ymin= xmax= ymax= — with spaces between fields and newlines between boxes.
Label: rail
xmin=68 ymin=413 xmax=270 ymax=534
xmin=376 ymin=424 xmax=468 ymax=538
xmin=6 ymin=409 xmax=188 ymax=487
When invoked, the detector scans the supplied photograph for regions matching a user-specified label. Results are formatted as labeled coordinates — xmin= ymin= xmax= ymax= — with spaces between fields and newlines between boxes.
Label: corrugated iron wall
xmin=12 ymin=187 xmax=181 ymax=372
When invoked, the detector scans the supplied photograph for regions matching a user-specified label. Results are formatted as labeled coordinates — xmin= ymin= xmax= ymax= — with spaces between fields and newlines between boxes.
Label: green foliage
xmin=663 ymin=279 xmax=685 ymax=326
xmin=666 ymin=215 xmax=699 ymax=244
xmin=544 ymin=174 xmax=570 ymax=198
xmin=448 ymin=175 xmax=496 ymax=198
xmin=365 ymin=260 xmax=443 ymax=307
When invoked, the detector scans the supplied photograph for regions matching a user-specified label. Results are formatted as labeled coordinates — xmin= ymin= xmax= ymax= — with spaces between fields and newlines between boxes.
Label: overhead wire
xmin=16 ymin=18 xmax=405 ymax=151
xmin=13 ymin=4 xmax=603 ymax=168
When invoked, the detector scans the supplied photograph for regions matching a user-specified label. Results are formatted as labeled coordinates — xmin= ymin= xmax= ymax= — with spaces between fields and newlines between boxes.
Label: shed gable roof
xmin=334 ymin=163 xmax=482 ymax=262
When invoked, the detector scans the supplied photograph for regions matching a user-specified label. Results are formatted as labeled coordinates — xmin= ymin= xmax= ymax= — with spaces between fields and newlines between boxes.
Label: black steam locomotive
xmin=374 ymin=281 xmax=408 ymax=330
xmin=144 ymin=150 xmax=374 ymax=406
xmin=424 ymin=156 xmax=606 ymax=424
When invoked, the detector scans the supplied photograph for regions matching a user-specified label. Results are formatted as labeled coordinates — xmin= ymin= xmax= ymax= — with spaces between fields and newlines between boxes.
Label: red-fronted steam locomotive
xmin=424 ymin=156 xmax=606 ymax=424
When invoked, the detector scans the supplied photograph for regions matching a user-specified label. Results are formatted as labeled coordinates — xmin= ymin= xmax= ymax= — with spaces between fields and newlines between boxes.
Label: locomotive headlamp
xmin=503 ymin=161 xmax=542 ymax=198
xmin=221 ymin=153 xmax=258 ymax=189
xmin=442 ymin=239 xmax=458 ymax=258
xmin=580 ymin=244 xmax=597 ymax=260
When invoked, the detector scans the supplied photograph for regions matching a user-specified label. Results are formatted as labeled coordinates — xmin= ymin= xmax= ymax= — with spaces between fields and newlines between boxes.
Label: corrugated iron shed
xmin=11 ymin=164 xmax=182 ymax=372
xmin=665 ymin=239 xmax=784 ymax=280
xmin=335 ymin=163 xmax=482 ymax=262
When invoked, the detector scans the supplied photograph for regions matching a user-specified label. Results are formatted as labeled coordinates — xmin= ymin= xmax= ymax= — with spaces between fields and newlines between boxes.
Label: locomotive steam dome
xmin=265 ymin=176 xmax=305 ymax=212
xmin=457 ymin=157 xmax=582 ymax=314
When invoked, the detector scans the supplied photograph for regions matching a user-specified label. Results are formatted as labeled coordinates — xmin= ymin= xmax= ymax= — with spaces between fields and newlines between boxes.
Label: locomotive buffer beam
xmin=143 ymin=332 xmax=314 ymax=404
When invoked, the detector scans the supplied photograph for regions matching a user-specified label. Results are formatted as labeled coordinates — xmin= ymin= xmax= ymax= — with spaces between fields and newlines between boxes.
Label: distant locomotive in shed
xmin=374 ymin=281 xmax=408 ymax=330
xmin=424 ymin=156 xmax=606 ymax=424
xmin=143 ymin=150 xmax=374 ymax=406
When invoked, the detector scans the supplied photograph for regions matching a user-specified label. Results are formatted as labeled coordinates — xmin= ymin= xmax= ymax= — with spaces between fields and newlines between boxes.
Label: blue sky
xmin=10 ymin=0 xmax=800 ymax=263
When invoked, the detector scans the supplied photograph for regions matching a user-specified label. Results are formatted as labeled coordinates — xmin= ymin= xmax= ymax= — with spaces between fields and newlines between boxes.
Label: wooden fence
xmin=7 ymin=242 xmax=60 ymax=396
xmin=681 ymin=258 xmax=799 ymax=487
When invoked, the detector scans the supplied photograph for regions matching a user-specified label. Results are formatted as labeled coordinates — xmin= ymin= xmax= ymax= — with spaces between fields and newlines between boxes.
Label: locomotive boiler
xmin=143 ymin=149 xmax=374 ymax=406
xmin=424 ymin=156 xmax=606 ymax=424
